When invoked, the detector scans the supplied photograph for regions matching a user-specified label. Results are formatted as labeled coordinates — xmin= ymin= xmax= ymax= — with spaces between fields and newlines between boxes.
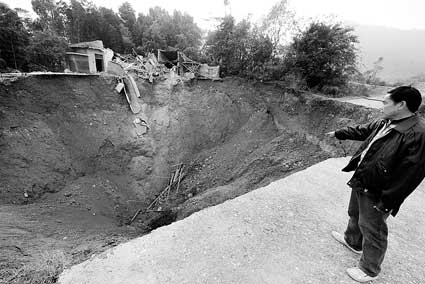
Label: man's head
xmin=382 ymin=86 xmax=422 ymax=119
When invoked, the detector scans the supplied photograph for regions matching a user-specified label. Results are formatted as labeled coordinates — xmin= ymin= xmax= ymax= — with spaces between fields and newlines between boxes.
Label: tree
xmin=133 ymin=7 xmax=201 ymax=54
xmin=118 ymin=2 xmax=137 ymax=53
xmin=204 ymin=16 xmax=273 ymax=77
xmin=244 ymin=27 xmax=273 ymax=79
xmin=119 ymin=23 xmax=135 ymax=53
xmin=363 ymin=57 xmax=385 ymax=85
xmin=1 ymin=0 xmax=205 ymax=71
xmin=31 ymin=0 xmax=65 ymax=35
xmin=284 ymin=22 xmax=358 ymax=90
xmin=171 ymin=10 xmax=201 ymax=50
xmin=26 ymin=30 xmax=67 ymax=71
xmin=133 ymin=13 xmax=151 ymax=52
xmin=63 ymin=0 xmax=87 ymax=43
xmin=118 ymin=2 xmax=136 ymax=39
xmin=133 ymin=7 xmax=170 ymax=52
xmin=62 ymin=1 xmax=130 ymax=53
xmin=204 ymin=16 xmax=236 ymax=75
xmin=261 ymin=0 xmax=298 ymax=55
xmin=97 ymin=7 xmax=125 ymax=52
xmin=0 ymin=3 xmax=29 ymax=70
xmin=206 ymin=16 xmax=243 ymax=74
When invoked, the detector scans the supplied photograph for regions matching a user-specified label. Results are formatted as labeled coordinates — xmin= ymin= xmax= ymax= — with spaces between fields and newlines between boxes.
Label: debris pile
xmin=157 ymin=49 xmax=221 ymax=81
xmin=114 ymin=52 xmax=167 ymax=83
xmin=128 ymin=164 xmax=186 ymax=225
xmin=109 ymin=48 xmax=221 ymax=85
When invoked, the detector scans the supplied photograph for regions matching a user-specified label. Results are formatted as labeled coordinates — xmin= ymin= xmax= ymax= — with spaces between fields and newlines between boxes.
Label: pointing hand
xmin=325 ymin=131 xmax=335 ymax=138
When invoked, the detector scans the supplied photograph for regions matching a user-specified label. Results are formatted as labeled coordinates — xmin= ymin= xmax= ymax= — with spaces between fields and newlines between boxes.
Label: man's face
xmin=382 ymin=94 xmax=403 ymax=119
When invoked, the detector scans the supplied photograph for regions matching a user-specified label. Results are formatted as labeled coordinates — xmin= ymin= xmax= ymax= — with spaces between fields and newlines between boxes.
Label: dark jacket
xmin=335 ymin=114 xmax=425 ymax=216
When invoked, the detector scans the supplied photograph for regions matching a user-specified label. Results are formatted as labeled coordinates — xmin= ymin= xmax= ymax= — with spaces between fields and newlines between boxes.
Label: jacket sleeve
xmin=334 ymin=119 xmax=382 ymax=141
xmin=378 ymin=131 xmax=425 ymax=211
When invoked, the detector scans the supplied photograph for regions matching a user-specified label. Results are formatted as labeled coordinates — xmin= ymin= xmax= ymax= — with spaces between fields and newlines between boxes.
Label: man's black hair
xmin=387 ymin=86 xmax=422 ymax=113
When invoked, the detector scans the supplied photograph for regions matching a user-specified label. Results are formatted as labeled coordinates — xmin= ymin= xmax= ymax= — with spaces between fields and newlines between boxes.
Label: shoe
xmin=331 ymin=231 xmax=362 ymax=255
xmin=346 ymin=267 xmax=378 ymax=282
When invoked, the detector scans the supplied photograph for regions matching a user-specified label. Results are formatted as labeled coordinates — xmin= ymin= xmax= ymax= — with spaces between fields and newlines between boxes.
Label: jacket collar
xmin=390 ymin=114 xmax=419 ymax=133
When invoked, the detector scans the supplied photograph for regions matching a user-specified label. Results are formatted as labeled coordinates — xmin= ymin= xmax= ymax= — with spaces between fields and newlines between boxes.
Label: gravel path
xmin=58 ymin=157 xmax=425 ymax=284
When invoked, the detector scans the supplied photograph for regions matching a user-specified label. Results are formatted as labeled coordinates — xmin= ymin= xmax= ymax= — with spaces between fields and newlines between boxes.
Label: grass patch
xmin=1 ymin=250 xmax=70 ymax=284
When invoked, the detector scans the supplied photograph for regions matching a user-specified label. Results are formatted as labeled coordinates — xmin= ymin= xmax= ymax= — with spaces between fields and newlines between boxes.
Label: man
xmin=326 ymin=86 xmax=425 ymax=282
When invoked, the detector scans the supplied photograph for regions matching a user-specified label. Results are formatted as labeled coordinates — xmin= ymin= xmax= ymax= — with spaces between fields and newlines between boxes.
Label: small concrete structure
xmin=66 ymin=40 xmax=114 ymax=74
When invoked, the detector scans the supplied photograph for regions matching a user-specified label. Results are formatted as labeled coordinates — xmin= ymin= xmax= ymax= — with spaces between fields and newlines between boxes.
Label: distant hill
xmin=351 ymin=24 xmax=425 ymax=83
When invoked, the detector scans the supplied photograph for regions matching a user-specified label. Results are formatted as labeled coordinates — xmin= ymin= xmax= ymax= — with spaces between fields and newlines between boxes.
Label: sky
xmin=3 ymin=0 xmax=425 ymax=31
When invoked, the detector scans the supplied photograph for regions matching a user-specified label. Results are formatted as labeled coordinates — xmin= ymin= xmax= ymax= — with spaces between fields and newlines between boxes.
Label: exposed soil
xmin=57 ymin=157 xmax=425 ymax=284
xmin=0 ymin=75 xmax=380 ymax=283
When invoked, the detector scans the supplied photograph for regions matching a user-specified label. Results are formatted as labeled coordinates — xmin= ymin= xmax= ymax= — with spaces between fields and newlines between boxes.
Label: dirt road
xmin=333 ymin=97 xmax=383 ymax=109
xmin=58 ymin=157 xmax=425 ymax=284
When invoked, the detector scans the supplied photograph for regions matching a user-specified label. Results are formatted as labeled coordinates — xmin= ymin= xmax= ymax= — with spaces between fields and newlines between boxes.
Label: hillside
xmin=353 ymin=23 xmax=425 ymax=83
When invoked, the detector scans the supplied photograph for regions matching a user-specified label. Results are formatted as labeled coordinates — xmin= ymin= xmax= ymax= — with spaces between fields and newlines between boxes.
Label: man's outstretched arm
xmin=327 ymin=119 xmax=382 ymax=141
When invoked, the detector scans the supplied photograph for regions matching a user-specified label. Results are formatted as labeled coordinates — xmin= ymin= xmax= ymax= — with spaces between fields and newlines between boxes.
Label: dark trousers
xmin=344 ymin=189 xmax=391 ymax=277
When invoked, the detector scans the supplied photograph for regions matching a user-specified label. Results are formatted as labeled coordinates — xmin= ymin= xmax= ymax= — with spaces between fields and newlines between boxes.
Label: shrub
xmin=26 ymin=31 xmax=68 ymax=72
xmin=204 ymin=17 xmax=273 ymax=78
xmin=284 ymin=22 xmax=358 ymax=91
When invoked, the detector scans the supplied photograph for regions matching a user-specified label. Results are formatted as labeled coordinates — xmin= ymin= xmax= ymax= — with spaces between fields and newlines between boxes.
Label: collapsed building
xmin=0 ymin=41 xmax=221 ymax=136
xmin=65 ymin=40 xmax=221 ymax=117
xmin=65 ymin=40 xmax=220 ymax=82
xmin=157 ymin=49 xmax=220 ymax=80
